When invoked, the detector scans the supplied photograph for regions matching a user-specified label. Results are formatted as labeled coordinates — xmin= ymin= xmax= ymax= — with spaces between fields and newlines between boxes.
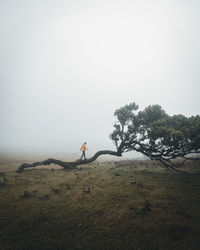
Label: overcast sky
xmin=0 ymin=0 xmax=200 ymax=157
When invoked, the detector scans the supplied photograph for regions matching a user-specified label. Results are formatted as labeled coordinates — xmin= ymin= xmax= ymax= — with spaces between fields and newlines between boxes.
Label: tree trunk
xmin=16 ymin=150 xmax=122 ymax=173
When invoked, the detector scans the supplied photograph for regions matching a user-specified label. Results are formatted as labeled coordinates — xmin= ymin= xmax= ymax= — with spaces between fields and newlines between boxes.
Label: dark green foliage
xmin=110 ymin=102 xmax=200 ymax=170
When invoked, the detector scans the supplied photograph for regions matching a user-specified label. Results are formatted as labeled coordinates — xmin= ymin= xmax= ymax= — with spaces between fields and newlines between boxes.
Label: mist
xmin=0 ymin=0 xmax=200 ymax=157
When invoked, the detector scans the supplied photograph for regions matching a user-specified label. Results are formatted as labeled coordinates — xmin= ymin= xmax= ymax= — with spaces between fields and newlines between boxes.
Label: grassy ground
xmin=0 ymin=158 xmax=199 ymax=250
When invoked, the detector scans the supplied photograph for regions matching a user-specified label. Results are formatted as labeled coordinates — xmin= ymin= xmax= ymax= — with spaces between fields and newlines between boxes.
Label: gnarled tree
xmin=110 ymin=103 xmax=200 ymax=172
xmin=17 ymin=102 xmax=200 ymax=173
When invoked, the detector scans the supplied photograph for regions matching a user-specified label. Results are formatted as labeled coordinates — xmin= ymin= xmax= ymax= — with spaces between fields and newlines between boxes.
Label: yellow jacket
xmin=81 ymin=144 xmax=88 ymax=152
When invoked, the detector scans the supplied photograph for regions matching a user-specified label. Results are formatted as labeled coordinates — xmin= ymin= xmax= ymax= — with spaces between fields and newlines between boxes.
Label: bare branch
xmin=17 ymin=150 xmax=122 ymax=173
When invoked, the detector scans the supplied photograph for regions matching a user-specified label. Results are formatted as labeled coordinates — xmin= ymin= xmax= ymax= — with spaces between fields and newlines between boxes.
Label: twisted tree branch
xmin=17 ymin=150 xmax=122 ymax=173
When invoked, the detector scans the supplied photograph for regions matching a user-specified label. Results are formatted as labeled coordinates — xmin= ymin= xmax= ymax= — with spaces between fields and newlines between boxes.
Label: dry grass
xmin=0 ymin=158 xmax=199 ymax=250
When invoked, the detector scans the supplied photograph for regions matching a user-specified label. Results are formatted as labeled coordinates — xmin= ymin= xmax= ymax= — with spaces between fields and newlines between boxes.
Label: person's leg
xmin=80 ymin=151 xmax=84 ymax=160
xmin=83 ymin=151 xmax=86 ymax=160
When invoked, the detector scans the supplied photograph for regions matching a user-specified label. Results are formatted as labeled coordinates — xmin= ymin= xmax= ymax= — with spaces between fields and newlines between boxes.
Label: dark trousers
xmin=81 ymin=151 xmax=86 ymax=160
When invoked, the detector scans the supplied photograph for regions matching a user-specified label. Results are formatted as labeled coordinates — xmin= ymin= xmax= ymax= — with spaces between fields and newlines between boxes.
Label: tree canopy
xmin=17 ymin=102 xmax=200 ymax=173
xmin=110 ymin=102 xmax=200 ymax=170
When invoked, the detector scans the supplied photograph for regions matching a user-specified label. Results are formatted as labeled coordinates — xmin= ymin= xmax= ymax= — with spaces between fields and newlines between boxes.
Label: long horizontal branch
xmin=16 ymin=150 xmax=122 ymax=173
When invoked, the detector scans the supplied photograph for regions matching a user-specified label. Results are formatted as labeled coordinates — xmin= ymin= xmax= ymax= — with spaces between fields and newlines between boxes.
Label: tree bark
xmin=16 ymin=150 xmax=122 ymax=173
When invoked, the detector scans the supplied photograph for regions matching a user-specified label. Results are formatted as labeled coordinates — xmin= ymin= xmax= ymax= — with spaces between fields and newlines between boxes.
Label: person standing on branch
xmin=80 ymin=142 xmax=88 ymax=160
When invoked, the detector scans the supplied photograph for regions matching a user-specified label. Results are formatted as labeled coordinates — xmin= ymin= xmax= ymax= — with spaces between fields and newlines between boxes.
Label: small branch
xmin=158 ymin=159 xmax=200 ymax=175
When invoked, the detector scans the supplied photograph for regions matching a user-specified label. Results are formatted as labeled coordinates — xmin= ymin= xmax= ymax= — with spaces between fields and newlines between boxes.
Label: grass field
xmin=0 ymin=157 xmax=199 ymax=250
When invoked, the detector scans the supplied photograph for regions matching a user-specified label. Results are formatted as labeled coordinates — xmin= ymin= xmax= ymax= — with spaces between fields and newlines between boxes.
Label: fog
xmin=0 ymin=0 xmax=200 ymax=157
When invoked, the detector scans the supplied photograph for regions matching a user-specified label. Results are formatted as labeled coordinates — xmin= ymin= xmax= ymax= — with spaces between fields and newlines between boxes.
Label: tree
xmin=110 ymin=103 xmax=200 ymax=172
xmin=17 ymin=102 xmax=200 ymax=173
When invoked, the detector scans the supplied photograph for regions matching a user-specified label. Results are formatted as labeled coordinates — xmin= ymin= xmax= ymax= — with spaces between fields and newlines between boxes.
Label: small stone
xmin=20 ymin=190 xmax=31 ymax=198
xmin=85 ymin=187 xmax=91 ymax=193
xmin=131 ymin=181 xmax=136 ymax=184
xmin=82 ymin=187 xmax=91 ymax=194
xmin=66 ymin=184 xmax=71 ymax=190
xmin=52 ymin=188 xmax=59 ymax=194
xmin=0 ymin=177 xmax=6 ymax=187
